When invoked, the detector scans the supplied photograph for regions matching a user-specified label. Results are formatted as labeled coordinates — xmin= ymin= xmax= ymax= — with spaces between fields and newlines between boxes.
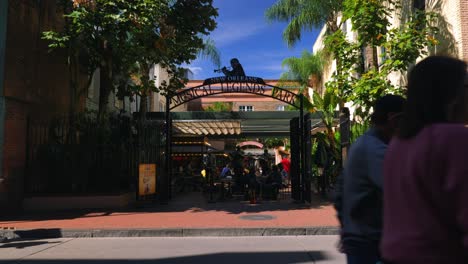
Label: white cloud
xmin=187 ymin=66 xmax=203 ymax=76
xmin=211 ymin=20 xmax=268 ymax=47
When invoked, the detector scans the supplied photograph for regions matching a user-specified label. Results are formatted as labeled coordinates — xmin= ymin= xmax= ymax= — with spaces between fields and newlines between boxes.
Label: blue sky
xmin=186 ymin=0 xmax=321 ymax=80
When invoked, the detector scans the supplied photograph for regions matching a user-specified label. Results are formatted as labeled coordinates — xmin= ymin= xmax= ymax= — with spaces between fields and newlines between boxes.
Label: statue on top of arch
xmin=221 ymin=58 xmax=246 ymax=77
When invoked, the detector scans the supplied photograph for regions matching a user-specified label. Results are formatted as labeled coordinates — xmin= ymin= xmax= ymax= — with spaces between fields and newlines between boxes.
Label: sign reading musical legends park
xmin=169 ymin=76 xmax=301 ymax=110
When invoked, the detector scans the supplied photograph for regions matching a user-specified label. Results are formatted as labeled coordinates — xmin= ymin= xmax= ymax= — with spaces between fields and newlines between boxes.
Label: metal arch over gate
xmin=168 ymin=76 xmax=302 ymax=110
xmin=163 ymin=76 xmax=312 ymax=203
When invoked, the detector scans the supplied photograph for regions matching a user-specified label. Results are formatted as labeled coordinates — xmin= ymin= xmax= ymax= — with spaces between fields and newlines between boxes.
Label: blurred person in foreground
xmin=381 ymin=56 xmax=468 ymax=263
xmin=337 ymin=94 xmax=406 ymax=264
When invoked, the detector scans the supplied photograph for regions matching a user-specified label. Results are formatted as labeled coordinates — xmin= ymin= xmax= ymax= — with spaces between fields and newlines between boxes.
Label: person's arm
xmin=443 ymin=128 xmax=468 ymax=253
xmin=367 ymin=139 xmax=387 ymax=190
xmin=220 ymin=167 xmax=226 ymax=177
xmin=222 ymin=67 xmax=232 ymax=77
xmin=333 ymin=171 xmax=344 ymax=226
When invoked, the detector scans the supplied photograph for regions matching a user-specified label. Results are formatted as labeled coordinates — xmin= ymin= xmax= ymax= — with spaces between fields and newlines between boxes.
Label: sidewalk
xmin=0 ymin=192 xmax=339 ymax=238
xmin=1 ymin=236 xmax=346 ymax=264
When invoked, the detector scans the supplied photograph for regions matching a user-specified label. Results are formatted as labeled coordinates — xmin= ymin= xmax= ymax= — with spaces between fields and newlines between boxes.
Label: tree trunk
xmin=139 ymin=93 xmax=148 ymax=121
xmin=66 ymin=49 xmax=82 ymax=144
xmin=364 ymin=46 xmax=379 ymax=71
xmin=138 ymin=62 xmax=153 ymax=122
xmin=372 ymin=46 xmax=379 ymax=71
xmin=98 ymin=55 xmax=113 ymax=120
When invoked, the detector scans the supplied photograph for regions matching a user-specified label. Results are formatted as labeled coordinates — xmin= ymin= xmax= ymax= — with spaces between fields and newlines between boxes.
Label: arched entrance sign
xmin=163 ymin=75 xmax=309 ymax=204
xmin=168 ymin=76 xmax=302 ymax=110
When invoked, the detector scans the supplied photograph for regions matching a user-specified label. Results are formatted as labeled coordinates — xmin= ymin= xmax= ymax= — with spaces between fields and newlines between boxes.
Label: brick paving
xmin=0 ymin=193 xmax=338 ymax=230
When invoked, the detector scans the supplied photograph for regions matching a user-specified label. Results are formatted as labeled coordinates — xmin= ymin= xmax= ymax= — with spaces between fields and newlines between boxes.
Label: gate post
xmin=340 ymin=107 xmax=350 ymax=166
xmin=289 ymin=117 xmax=300 ymax=201
xmin=163 ymin=94 xmax=172 ymax=203
xmin=299 ymin=94 xmax=305 ymax=203
xmin=303 ymin=113 xmax=312 ymax=203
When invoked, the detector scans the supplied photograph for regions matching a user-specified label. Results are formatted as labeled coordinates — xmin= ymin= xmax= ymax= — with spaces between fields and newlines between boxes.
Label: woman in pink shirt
xmin=382 ymin=56 xmax=468 ymax=263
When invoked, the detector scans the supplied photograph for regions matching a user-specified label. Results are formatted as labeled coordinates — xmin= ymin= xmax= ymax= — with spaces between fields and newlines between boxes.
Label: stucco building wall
xmin=313 ymin=0 xmax=468 ymax=97
xmin=462 ymin=0 xmax=468 ymax=61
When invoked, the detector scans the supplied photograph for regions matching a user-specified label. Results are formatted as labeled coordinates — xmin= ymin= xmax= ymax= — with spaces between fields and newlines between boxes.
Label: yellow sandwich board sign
xmin=139 ymin=164 xmax=156 ymax=196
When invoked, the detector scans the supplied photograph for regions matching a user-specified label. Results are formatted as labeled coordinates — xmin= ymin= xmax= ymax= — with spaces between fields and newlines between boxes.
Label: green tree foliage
xmin=43 ymin=0 xmax=218 ymax=119
xmin=198 ymin=38 xmax=221 ymax=69
xmin=204 ymin=102 xmax=233 ymax=112
xmin=343 ymin=0 xmax=395 ymax=47
xmin=280 ymin=50 xmax=324 ymax=87
xmin=268 ymin=0 xmax=440 ymax=120
xmin=322 ymin=30 xmax=361 ymax=105
xmin=263 ymin=138 xmax=287 ymax=149
xmin=324 ymin=3 xmax=439 ymax=118
xmin=269 ymin=0 xmax=443 ymax=180
xmin=266 ymin=0 xmax=347 ymax=112
xmin=309 ymin=90 xmax=341 ymax=184
xmin=277 ymin=50 xmax=325 ymax=110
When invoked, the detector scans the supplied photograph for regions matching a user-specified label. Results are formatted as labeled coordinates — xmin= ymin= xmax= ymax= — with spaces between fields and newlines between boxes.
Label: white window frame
xmin=239 ymin=105 xmax=254 ymax=112
xmin=276 ymin=105 xmax=285 ymax=111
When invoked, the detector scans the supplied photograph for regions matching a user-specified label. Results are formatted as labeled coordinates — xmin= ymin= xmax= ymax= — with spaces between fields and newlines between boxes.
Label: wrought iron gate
xmin=24 ymin=116 xmax=165 ymax=199
xmin=289 ymin=113 xmax=312 ymax=202
xmin=302 ymin=113 xmax=312 ymax=202
xmin=290 ymin=117 xmax=301 ymax=201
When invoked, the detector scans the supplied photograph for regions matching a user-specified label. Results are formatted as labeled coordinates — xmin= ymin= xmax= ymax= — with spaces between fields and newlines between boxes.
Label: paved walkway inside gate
xmin=0 ymin=192 xmax=338 ymax=233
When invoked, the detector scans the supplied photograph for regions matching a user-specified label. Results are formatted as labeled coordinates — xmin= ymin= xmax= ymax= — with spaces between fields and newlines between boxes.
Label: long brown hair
xmin=399 ymin=56 xmax=467 ymax=139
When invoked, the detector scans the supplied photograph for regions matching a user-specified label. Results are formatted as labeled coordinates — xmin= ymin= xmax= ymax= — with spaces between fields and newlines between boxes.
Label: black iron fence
xmin=24 ymin=114 xmax=165 ymax=197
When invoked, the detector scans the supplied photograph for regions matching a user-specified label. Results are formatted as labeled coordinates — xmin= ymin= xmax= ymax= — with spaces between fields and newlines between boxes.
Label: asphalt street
xmin=0 ymin=235 xmax=345 ymax=264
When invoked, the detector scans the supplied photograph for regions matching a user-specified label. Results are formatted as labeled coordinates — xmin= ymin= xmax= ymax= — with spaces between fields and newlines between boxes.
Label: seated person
xmin=263 ymin=165 xmax=282 ymax=200
xmin=232 ymin=166 xmax=245 ymax=193
xmin=220 ymin=164 xmax=232 ymax=178
xmin=245 ymin=167 xmax=258 ymax=189
xmin=277 ymin=163 xmax=288 ymax=187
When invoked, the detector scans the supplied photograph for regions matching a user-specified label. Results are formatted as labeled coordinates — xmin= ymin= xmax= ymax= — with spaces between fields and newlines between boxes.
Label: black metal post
xmin=340 ymin=107 xmax=351 ymax=166
xmin=299 ymin=94 xmax=305 ymax=203
xmin=208 ymin=154 xmax=215 ymax=203
xmin=164 ymin=95 xmax=171 ymax=204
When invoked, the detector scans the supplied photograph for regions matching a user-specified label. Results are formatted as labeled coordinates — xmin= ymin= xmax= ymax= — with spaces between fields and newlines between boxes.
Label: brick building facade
xmin=0 ymin=0 xmax=82 ymax=211
xmin=463 ymin=0 xmax=468 ymax=61
xmin=444 ymin=0 xmax=468 ymax=61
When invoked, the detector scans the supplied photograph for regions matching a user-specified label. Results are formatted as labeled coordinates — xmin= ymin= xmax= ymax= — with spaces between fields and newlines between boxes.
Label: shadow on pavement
xmin=0 ymin=229 xmax=65 ymax=244
xmin=0 ymin=192 xmax=333 ymax=224
xmin=0 ymin=251 xmax=332 ymax=264
xmin=0 ymin=240 xmax=61 ymax=249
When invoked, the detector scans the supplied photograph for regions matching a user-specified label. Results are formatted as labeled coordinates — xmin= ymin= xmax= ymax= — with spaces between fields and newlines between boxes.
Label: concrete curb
xmin=0 ymin=227 xmax=339 ymax=239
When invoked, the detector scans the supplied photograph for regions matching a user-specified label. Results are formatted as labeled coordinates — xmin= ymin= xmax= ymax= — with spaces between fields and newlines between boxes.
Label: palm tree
xmin=280 ymin=50 xmax=324 ymax=91
xmin=266 ymin=0 xmax=344 ymax=108
xmin=278 ymin=50 xmax=325 ymax=110
xmin=265 ymin=0 xmax=343 ymax=47
xmin=310 ymin=89 xmax=341 ymax=192
xmin=198 ymin=37 xmax=221 ymax=69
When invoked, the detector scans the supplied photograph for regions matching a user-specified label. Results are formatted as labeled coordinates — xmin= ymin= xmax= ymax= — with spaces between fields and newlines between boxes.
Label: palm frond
xmin=266 ymin=0 xmax=343 ymax=47
xmin=265 ymin=0 xmax=302 ymax=22
xmin=198 ymin=38 xmax=221 ymax=68
xmin=280 ymin=50 xmax=324 ymax=87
